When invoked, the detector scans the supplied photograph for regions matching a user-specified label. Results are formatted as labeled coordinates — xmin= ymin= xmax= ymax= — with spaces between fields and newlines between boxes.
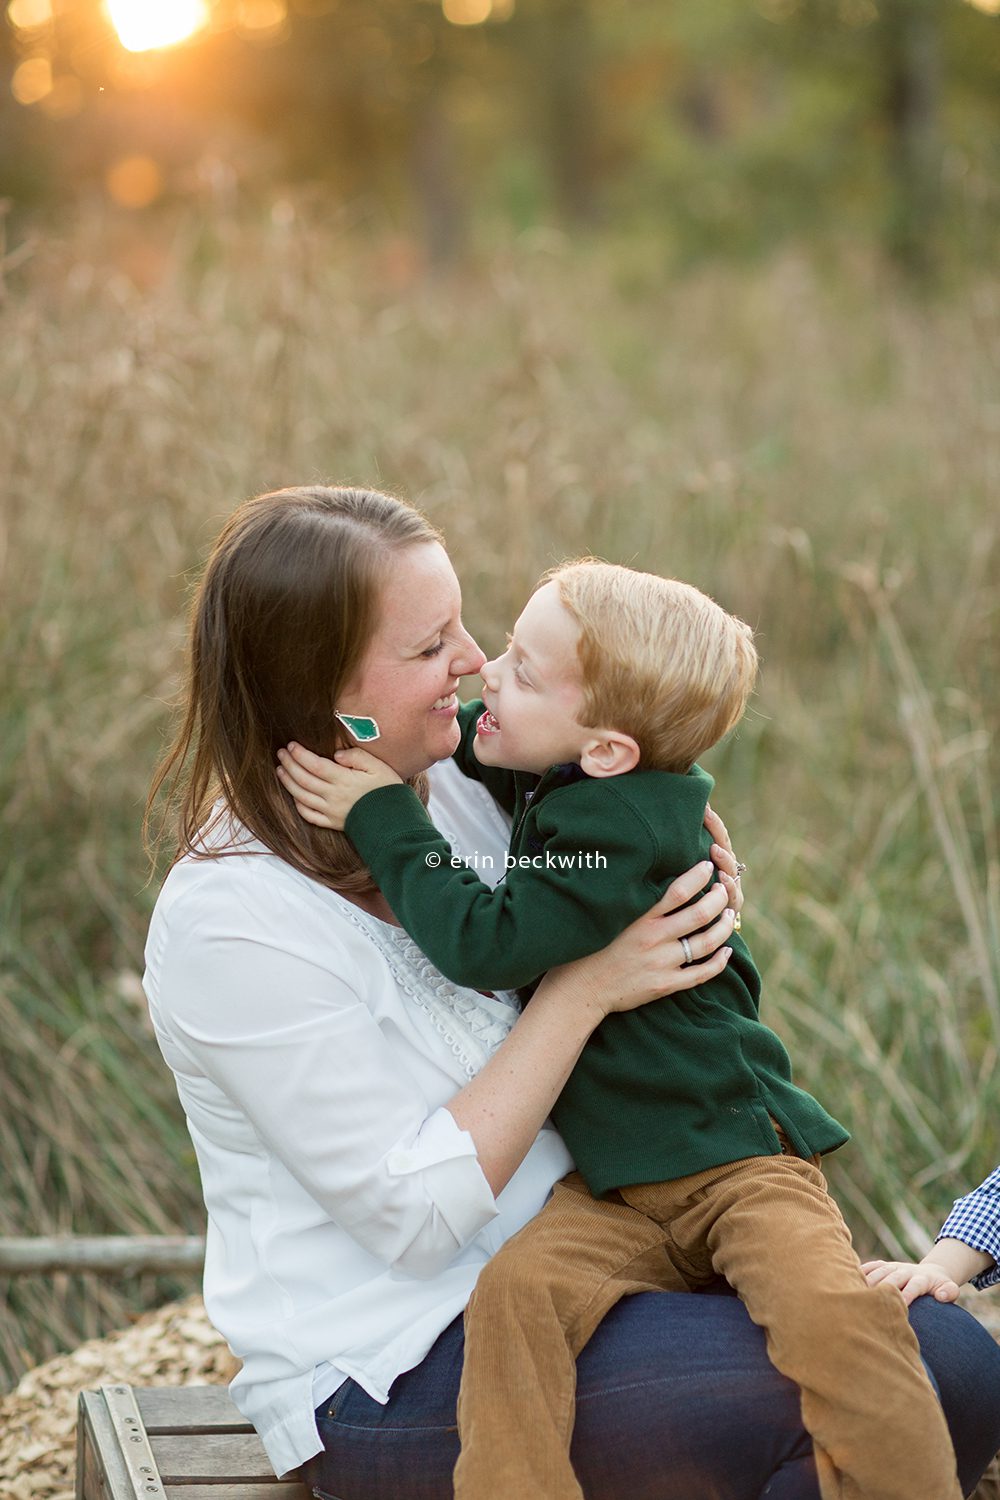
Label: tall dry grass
xmin=1 ymin=202 xmax=997 ymax=1388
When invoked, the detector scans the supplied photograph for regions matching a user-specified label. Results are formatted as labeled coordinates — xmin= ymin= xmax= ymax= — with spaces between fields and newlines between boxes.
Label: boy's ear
xmin=579 ymin=730 xmax=641 ymax=779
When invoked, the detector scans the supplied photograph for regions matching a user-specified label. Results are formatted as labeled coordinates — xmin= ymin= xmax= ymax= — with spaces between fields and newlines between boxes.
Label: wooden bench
xmin=76 ymin=1384 xmax=316 ymax=1500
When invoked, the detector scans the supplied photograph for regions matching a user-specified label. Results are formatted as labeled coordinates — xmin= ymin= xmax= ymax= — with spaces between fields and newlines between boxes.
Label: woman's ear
xmin=579 ymin=731 xmax=641 ymax=779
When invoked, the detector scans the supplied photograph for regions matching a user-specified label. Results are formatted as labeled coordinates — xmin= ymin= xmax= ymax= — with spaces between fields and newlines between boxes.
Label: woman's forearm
xmin=446 ymin=973 xmax=603 ymax=1197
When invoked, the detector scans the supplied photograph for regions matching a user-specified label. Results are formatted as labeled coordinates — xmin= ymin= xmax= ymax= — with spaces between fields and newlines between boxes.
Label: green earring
xmin=334 ymin=712 xmax=381 ymax=743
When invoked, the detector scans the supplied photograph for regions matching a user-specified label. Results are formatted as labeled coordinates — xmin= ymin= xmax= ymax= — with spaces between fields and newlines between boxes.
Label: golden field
xmin=1 ymin=203 xmax=997 ymax=1388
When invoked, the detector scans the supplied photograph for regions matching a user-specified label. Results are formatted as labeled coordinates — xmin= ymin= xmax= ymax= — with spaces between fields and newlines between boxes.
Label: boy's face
xmin=474 ymin=582 xmax=592 ymax=775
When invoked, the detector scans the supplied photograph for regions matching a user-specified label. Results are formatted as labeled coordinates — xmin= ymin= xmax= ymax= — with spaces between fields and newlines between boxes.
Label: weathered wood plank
xmin=163 ymin=1487 xmax=311 ymax=1499
xmin=150 ymin=1434 xmax=277 ymax=1483
xmin=0 ymin=1236 xmax=205 ymax=1275
xmin=77 ymin=1390 xmax=140 ymax=1500
xmin=75 ymin=1390 xmax=89 ymax=1500
xmin=136 ymin=1387 xmax=252 ymax=1433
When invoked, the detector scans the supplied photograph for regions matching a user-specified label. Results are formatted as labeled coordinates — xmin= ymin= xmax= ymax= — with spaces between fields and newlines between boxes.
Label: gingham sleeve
xmin=936 ymin=1167 xmax=1000 ymax=1290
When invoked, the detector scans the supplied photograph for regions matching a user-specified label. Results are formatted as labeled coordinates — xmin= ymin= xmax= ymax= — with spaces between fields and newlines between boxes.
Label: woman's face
xmin=337 ymin=542 xmax=485 ymax=780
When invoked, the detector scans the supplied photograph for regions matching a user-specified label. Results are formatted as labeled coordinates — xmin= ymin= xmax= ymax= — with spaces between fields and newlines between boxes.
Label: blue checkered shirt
xmin=936 ymin=1166 xmax=1000 ymax=1290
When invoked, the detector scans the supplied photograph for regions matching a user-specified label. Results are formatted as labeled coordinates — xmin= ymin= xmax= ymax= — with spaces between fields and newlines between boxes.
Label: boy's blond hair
xmin=545 ymin=559 xmax=757 ymax=774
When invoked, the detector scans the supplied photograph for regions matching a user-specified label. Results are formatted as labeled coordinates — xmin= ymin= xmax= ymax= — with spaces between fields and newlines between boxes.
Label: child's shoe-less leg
xmin=623 ymin=1154 xmax=963 ymax=1500
xmin=454 ymin=1171 xmax=692 ymax=1500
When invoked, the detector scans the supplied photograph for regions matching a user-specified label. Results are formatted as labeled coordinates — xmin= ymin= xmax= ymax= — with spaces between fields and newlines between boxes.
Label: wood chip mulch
xmin=0 ymin=1296 xmax=236 ymax=1500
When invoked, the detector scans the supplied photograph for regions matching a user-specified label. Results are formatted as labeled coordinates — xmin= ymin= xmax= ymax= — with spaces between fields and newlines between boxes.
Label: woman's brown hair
xmin=145 ymin=485 xmax=442 ymax=894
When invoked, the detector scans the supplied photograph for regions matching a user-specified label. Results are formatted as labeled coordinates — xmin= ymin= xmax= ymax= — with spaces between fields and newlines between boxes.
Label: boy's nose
xmin=480 ymin=656 xmax=500 ymax=689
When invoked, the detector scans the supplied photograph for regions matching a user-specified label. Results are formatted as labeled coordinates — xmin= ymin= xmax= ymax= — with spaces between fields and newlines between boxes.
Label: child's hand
xmin=860 ymin=1257 xmax=961 ymax=1306
xmin=276 ymin=742 xmax=402 ymax=829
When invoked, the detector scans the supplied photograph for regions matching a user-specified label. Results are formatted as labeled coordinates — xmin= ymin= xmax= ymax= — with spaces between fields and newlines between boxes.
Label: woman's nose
xmin=454 ymin=633 xmax=486 ymax=678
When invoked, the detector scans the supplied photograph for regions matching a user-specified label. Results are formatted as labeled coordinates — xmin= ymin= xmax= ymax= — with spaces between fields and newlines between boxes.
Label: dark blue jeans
xmin=305 ymin=1290 xmax=1000 ymax=1500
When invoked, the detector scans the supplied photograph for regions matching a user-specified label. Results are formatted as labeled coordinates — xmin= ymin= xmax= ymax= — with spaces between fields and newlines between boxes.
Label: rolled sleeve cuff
xmin=936 ymin=1208 xmax=1000 ymax=1293
xmin=386 ymin=1106 xmax=498 ymax=1250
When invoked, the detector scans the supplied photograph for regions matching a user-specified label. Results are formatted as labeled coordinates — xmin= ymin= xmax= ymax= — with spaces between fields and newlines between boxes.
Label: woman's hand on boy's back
xmin=549 ymin=863 xmax=738 ymax=1024
xmin=563 ymin=812 xmax=743 ymax=1022
xmin=277 ymin=742 xmax=401 ymax=829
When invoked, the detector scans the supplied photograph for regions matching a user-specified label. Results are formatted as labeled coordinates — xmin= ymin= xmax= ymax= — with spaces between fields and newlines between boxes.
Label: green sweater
xmin=345 ymin=700 xmax=848 ymax=1195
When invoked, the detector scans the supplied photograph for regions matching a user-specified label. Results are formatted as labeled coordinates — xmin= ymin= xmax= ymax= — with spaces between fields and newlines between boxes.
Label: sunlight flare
xmin=7 ymin=0 xmax=54 ymax=31
xmin=105 ymin=0 xmax=210 ymax=52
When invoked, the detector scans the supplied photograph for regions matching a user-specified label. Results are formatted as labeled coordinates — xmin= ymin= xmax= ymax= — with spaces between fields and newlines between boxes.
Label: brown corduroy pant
xmin=454 ymin=1152 xmax=963 ymax=1500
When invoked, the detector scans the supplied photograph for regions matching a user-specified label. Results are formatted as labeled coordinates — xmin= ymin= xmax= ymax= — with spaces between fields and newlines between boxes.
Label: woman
xmin=143 ymin=485 xmax=1000 ymax=1500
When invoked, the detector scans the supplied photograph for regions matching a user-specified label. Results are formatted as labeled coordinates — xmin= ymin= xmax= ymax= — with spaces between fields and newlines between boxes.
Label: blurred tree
xmin=521 ymin=0 xmax=599 ymax=226
xmin=879 ymin=0 xmax=942 ymax=274
xmin=0 ymin=12 xmax=53 ymax=208
xmin=199 ymin=0 xmax=487 ymax=265
xmin=409 ymin=44 xmax=466 ymax=267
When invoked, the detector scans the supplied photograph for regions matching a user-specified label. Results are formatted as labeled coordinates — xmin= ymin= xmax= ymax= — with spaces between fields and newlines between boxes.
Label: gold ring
xmin=733 ymin=912 xmax=742 ymax=931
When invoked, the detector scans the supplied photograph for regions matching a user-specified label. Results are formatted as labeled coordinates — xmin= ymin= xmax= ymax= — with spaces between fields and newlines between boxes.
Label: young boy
xmin=863 ymin=1167 xmax=1000 ymax=1303
xmin=278 ymin=561 xmax=962 ymax=1500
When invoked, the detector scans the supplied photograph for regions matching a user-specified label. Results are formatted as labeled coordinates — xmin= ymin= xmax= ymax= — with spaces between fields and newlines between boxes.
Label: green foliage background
xmin=2 ymin=0 xmax=999 ymax=267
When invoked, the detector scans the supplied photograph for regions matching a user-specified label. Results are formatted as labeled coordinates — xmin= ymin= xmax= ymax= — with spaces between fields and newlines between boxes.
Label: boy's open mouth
xmin=476 ymin=708 xmax=500 ymax=736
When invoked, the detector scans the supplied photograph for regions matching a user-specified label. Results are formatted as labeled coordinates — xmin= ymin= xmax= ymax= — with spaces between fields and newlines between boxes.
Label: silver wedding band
xmin=680 ymin=936 xmax=693 ymax=965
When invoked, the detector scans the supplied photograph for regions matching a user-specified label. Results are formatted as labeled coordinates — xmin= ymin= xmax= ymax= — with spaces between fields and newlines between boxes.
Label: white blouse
xmin=142 ymin=759 xmax=573 ymax=1477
